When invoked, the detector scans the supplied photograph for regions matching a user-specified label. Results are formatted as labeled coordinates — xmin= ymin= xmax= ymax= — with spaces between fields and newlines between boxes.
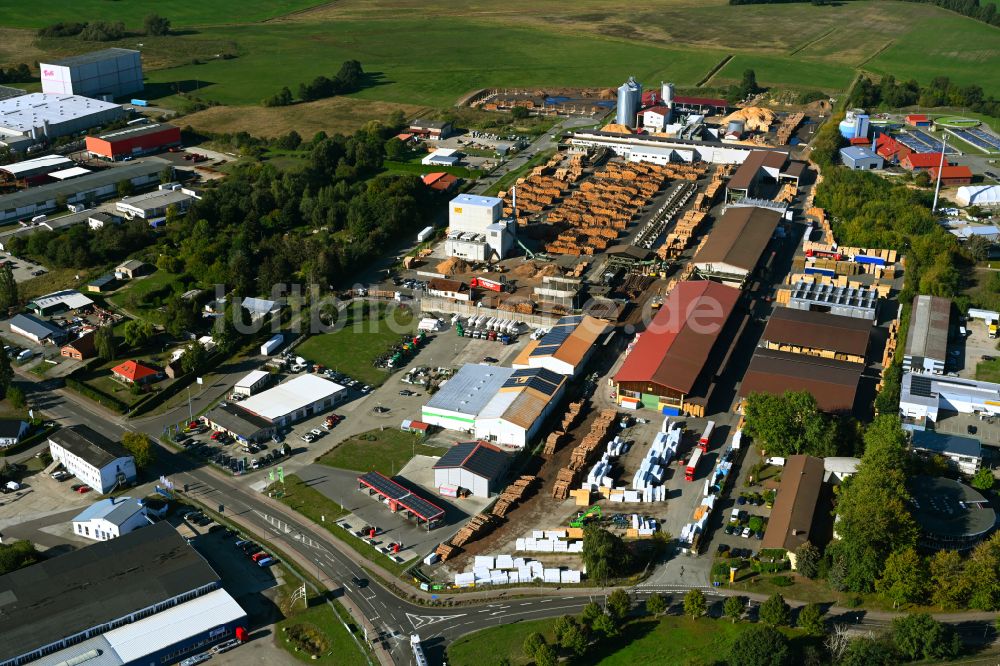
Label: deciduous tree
xmin=683 ymin=589 xmax=706 ymax=620
xmin=794 ymin=542 xmax=821 ymax=579
xmin=743 ymin=390 xmax=839 ymax=457
xmin=723 ymin=595 xmax=745 ymax=623
xmin=144 ymin=13 xmax=170 ymax=36
xmin=582 ymin=525 xmax=631 ymax=583
xmin=0 ymin=352 xmax=13 ymax=400
xmin=929 ymin=549 xmax=970 ymax=610
xmin=891 ymin=613 xmax=961 ymax=661
xmin=646 ymin=592 xmax=666 ymax=616
xmin=0 ymin=263 xmax=18 ymax=312
xmin=759 ymin=593 xmax=790 ymax=627
xmin=876 ymin=548 xmax=927 ymax=608
xmin=606 ymin=589 xmax=632 ymax=623
xmin=122 ymin=431 xmax=155 ymax=469
xmin=726 ymin=624 xmax=790 ymax=666
xmin=95 ymin=325 xmax=116 ymax=362
xmin=972 ymin=468 xmax=995 ymax=491
xmin=797 ymin=602 xmax=826 ymax=635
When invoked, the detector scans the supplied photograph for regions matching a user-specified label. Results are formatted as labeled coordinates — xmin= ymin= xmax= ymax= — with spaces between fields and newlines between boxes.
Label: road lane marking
xmin=406 ymin=613 xmax=466 ymax=630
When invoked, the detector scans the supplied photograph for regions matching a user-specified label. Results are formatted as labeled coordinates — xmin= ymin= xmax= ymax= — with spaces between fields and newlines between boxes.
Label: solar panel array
xmin=893 ymin=130 xmax=957 ymax=155
xmin=529 ymin=316 xmax=581 ymax=357
xmin=969 ymin=128 xmax=1000 ymax=150
xmin=947 ymin=128 xmax=993 ymax=152
xmin=909 ymin=374 xmax=934 ymax=398
xmin=358 ymin=471 xmax=444 ymax=520
xmin=504 ymin=367 xmax=564 ymax=396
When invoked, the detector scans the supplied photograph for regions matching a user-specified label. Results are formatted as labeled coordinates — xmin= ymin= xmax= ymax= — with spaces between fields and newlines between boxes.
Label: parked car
xmin=309 ymin=428 xmax=324 ymax=438
xmin=301 ymin=433 xmax=315 ymax=443
xmin=212 ymin=639 xmax=241 ymax=654
xmin=741 ymin=527 xmax=751 ymax=538
xmin=257 ymin=557 xmax=276 ymax=567
xmin=179 ymin=654 xmax=211 ymax=666
xmin=399 ymin=390 xmax=415 ymax=396
xmin=77 ymin=485 xmax=91 ymax=494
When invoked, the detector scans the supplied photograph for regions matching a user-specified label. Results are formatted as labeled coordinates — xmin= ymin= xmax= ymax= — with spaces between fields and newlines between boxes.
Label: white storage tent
xmin=957 ymin=185 xmax=1000 ymax=207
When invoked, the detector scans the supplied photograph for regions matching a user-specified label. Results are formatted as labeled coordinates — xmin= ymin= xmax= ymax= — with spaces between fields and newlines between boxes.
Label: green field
xmin=447 ymin=615 xmax=812 ymax=666
xmin=0 ymin=0 xmax=325 ymax=28
xmin=274 ymin=595 xmax=368 ymax=665
xmin=318 ymin=428 xmax=445 ymax=476
xmin=294 ymin=308 xmax=414 ymax=385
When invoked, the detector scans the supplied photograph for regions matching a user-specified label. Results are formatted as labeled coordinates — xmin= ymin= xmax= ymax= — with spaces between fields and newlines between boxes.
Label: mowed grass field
xmin=0 ymin=0 xmax=996 ymax=130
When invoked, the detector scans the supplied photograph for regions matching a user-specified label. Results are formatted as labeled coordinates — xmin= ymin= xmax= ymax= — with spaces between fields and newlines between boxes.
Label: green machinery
xmin=570 ymin=504 xmax=602 ymax=528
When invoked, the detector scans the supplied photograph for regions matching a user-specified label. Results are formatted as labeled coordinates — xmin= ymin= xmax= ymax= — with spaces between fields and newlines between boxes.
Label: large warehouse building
xmin=899 ymin=372 xmax=1000 ymax=426
xmin=0 ymin=93 xmax=123 ymax=143
xmin=739 ymin=348 xmax=863 ymax=414
xmin=421 ymin=364 xmax=567 ymax=449
xmin=236 ymin=374 xmax=346 ymax=429
xmin=48 ymin=425 xmax=137 ymax=493
xmin=0 ymin=522 xmax=247 ymax=666
xmin=433 ymin=441 xmax=510 ymax=497
xmin=903 ymin=294 xmax=950 ymax=375
xmin=759 ymin=307 xmax=872 ymax=365
xmin=444 ymin=194 xmax=514 ymax=262
xmin=40 ymin=48 xmax=143 ymax=99
xmin=692 ymin=206 xmax=780 ymax=287
xmin=614 ymin=280 xmax=744 ymax=416
xmin=87 ymin=122 xmax=181 ymax=160
xmin=569 ymin=130 xmax=782 ymax=165
xmin=0 ymin=157 xmax=169 ymax=224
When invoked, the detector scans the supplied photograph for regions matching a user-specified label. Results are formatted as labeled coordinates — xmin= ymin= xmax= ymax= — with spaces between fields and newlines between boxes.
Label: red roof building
xmin=848 ymin=137 xmax=871 ymax=146
xmin=615 ymin=281 xmax=742 ymax=415
xmin=421 ymin=172 xmax=459 ymax=193
xmin=86 ymin=123 xmax=182 ymax=161
xmin=930 ymin=165 xmax=973 ymax=185
xmin=875 ymin=134 xmax=911 ymax=161
xmin=901 ymin=152 xmax=948 ymax=171
xmin=111 ymin=359 xmax=158 ymax=384
xmin=905 ymin=114 xmax=930 ymax=127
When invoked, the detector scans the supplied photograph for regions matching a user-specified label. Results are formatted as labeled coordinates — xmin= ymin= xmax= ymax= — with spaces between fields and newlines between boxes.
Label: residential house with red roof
xmin=111 ymin=359 xmax=159 ymax=385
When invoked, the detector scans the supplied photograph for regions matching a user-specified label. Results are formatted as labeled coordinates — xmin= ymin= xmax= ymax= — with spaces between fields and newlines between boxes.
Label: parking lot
xmin=955 ymin=316 xmax=996 ymax=379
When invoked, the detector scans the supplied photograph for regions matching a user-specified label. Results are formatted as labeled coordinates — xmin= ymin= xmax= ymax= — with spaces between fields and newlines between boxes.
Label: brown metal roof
xmin=762 ymin=308 xmax=872 ymax=357
xmin=428 ymin=277 xmax=467 ymax=293
xmin=615 ymin=281 xmax=741 ymax=393
xmin=739 ymin=348 xmax=862 ymax=413
xmin=693 ymin=207 xmax=780 ymax=274
xmin=761 ymin=455 xmax=825 ymax=552
xmin=727 ymin=150 xmax=788 ymax=191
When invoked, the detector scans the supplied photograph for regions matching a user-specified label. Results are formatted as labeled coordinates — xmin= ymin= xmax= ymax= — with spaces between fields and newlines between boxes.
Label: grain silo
xmin=616 ymin=76 xmax=643 ymax=128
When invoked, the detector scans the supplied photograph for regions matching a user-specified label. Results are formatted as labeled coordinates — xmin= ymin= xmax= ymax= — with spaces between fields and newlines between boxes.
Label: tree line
xmin=850 ymin=74 xmax=1000 ymax=121
xmin=0 ymin=64 xmax=32 ymax=84
xmin=262 ymin=60 xmax=365 ymax=107
xmin=37 ymin=13 xmax=170 ymax=41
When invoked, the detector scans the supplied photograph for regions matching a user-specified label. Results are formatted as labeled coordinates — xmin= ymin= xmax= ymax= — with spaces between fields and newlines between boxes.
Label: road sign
xmin=197 ymin=377 xmax=204 ymax=385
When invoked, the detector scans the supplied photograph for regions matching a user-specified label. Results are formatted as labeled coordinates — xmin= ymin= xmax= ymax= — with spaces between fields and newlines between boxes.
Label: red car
xmin=251 ymin=551 xmax=269 ymax=562
xmin=77 ymin=485 xmax=91 ymax=494
xmin=210 ymin=431 xmax=222 ymax=440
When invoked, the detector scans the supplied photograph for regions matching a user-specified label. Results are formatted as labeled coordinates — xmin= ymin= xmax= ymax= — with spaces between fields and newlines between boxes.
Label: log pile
xmin=552 ymin=409 xmax=618 ymax=500
xmin=775 ymin=112 xmax=805 ymax=146
xmin=491 ymin=476 xmax=537 ymax=518
xmin=451 ymin=513 xmax=502 ymax=548
xmin=434 ymin=542 xmax=458 ymax=561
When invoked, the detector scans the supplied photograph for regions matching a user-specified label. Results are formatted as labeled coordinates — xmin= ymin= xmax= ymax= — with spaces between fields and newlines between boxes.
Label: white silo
xmin=661 ymin=82 xmax=675 ymax=109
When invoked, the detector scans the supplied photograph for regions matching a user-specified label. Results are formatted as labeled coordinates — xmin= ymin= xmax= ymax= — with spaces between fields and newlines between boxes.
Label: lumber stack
xmin=492 ymin=476 xmax=537 ymax=518
xmin=451 ymin=513 xmax=501 ymax=548
xmin=435 ymin=542 xmax=458 ymax=561
xmin=552 ymin=409 xmax=618 ymax=500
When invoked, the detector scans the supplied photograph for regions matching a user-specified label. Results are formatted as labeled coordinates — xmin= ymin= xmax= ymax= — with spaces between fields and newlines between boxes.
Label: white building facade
xmin=444 ymin=194 xmax=515 ymax=262
xmin=48 ymin=426 xmax=137 ymax=493
xmin=72 ymin=497 xmax=153 ymax=541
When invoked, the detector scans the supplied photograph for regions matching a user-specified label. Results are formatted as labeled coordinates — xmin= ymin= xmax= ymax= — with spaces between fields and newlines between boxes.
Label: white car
xmin=310 ymin=428 xmax=324 ymax=438
xmin=741 ymin=527 xmax=752 ymax=538
xmin=180 ymin=654 xmax=211 ymax=666
xmin=300 ymin=433 xmax=315 ymax=443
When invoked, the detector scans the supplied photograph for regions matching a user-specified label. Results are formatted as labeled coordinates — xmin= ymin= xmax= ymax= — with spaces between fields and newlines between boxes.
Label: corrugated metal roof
xmin=29 ymin=289 xmax=93 ymax=311
xmin=693 ymin=206 xmax=780 ymax=274
xmin=739 ymin=348 xmax=862 ymax=413
xmin=0 ymin=93 xmax=122 ymax=134
xmin=105 ymin=588 xmax=246 ymax=663
xmin=239 ymin=374 xmax=344 ymax=421
xmin=72 ymin=497 xmax=144 ymax=526
xmin=614 ymin=281 xmax=741 ymax=393
xmin=727 ymin=150 xmax=787 ymax=191
xmin=905 ymin=295 xmax=950 ymax=363
xmin=762 ymin=307 xmax=872 ymax=357
xmin=236 ymin=370 xmax=270 ymax=389
xmin=425 ymin=365 xmax=514 ymax=416
xmin=10 ymin=313 xmax=65 ymax=340
xmin=761 ymin=455 xmax=824 ymax=552
xmin=45 ymin=48 xmax=139 ymax=68
xmin=434 ymin=441 xmax=509 ymax=480
xmin=0 ymin=158 xmax=170 ymax=211
xmin=0 ymin=154 xmax=73 ymax=177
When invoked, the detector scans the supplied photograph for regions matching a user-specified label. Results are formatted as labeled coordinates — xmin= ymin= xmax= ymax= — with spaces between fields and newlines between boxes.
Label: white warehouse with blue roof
xmin=72 ymin=496 xmax=158 ymax=541
xmin=421 ymin=364 xmax=567 ymax=449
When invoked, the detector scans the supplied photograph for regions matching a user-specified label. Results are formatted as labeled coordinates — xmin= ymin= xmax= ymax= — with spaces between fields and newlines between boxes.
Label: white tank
xmin=661 ymin=82 xmax=675 ymax=108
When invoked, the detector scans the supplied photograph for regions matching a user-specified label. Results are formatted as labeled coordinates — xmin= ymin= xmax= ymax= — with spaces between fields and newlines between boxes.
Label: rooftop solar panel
xmin=910 ymin=375 xmax=934 ymax=398
xmin=357 ymin=472 xmax=444 ymax=521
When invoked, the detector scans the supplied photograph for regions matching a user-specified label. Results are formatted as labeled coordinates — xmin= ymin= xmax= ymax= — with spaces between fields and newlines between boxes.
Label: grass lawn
xmin=294 ymin=308 xmax=414 ymax=386
xmin=107 ymin=269 xmax=196 ymax=324
xmin=0 ymin=0 xmax=326 ymax=28
xmin=447 ymin=614 xmax=812 ymax=666
xmin=318 ymin=429 xmax=445 ymax=477
xmin=977 ymin=359 xmax=1000 ymax=383
xmin=274 ymin=591 xmax=368 ymax=665
xmin=17 ymin=267 xmax=88 ymax=302
xmin=274 ymin=474 xmax=412 ymax=577
xmin=383 ymin=160 xmax=483 ymax=179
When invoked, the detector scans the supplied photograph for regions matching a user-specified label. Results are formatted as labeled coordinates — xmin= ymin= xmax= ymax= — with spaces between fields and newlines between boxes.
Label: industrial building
xmin=760 ymin=307 xmax=872 ymax=364
xmin=739 ymin=348 xmax=863 ymax=414
xmin=957 ymin=185 xmax=1000 ymax=207
xmin=40 ymin=48 xmax=143 ymax=99
xmin=930 ymin=165 xmax=973 ymax=185
xmin=116 ymin=259 xmax=148 ymax=279
xmin=61 ymin=330 xmax=98 ymax=360
xmin=421 ymin=364 xmax=567 ymax=449
xmin=692 ymin=206 xmax=780 ymax=286
xmin=0 ymin=157 xmax=170 ymax=224
xmin=0 ymin=154 xmax=74 ymax=184
xmin=203 ymin=402 xmax=276 ymax=443
xmin=512 ymin=314 xmax=610 ymax=377
xmin=640 ymin=106 xmax=671 ymax=132
xmin=0 ymin=419 xmax=28 ymax=448
xmin=427 ymin=278 xmax=471 ymax=301
xmin=569 ymin=130 xmax=784 ymax=166
xmin=837 ymin=109 xmax=870 ymax=140
xmin=725 ymin=150 xmax=799 ymax=201
xmin=903 ymin=295 xmax=951 ymax=374
xmin=27 ymin=289 xmax=93 ymax=315
xmin=233 ymin=369 xmax=272 ymax=397
xmin=421 ymin=148 xmax=460 ymax=166
xmin=433 ymin=441 xmax=510 ymax=497
xmin=86 ymin=122 xmax=181 ymax=160
xmin=116 ymin=188 xmax=193 ymax=223
xmin=761 ymin=455 xmax=826 ymax=568
xmin=907 ymin=475 xmax=995 ymax=551
xmin=9 ymin=313 xmax=68 ymax=345
xmin=616 ymin=76 xmax=643 ymax=128
xmin=242 ymin=296 xmax=282 ymax=321
xmin=839 ymin=145 xmax=884 ymax=170
xmin=0 ymin=93 xmax=123 ymax=143
xmin=408 ymin=119 xmax=453 ymax=139
xmin=48 ymin=425 xmax=136 ymax=493
xmin=906 ymin=114 xmax=931 ymax=127
xmin=238 ymin=374 xmax=346 ymax=428
xmin=614 ymin=280 xmax=743 ymax=416
xmin=899 ymin=372 xmax=1000 ymax=426
xmin=0 ymin=522 xmax=247 ymax=666
xmin=785 ymin=280 xmax=879 ymax=320
xmin=910 ymin=431 xmax=981 ymax=476
xmin=72 ymin=496 xmax=155 ymax=541
xmin=901 ymin=152 xmax=946 ymax=171
xmin=444 ymin=194 xmax=515 ymax=262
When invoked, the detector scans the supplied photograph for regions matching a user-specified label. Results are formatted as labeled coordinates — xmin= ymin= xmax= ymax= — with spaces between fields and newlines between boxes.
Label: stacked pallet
xmin=776 ymin=182 xmax=797 ymax=204
xmin=552 ymin=409 xmax=618 ymax=500
xmin=545 ymin=162 xmax=671 ymax=255
xmin=657 ymin=208 xmax=708 ymax=260
xmin=543 ymin=431 xmax=564 ymax=456
xmin=492 ymin=476 xmax=537 ymax=518
xmin=435 ymin=542 xmax=458 ymax=561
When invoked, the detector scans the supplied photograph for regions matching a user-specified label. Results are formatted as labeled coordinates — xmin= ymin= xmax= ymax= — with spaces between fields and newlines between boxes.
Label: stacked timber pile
xmin=775 ymin=112 xmax=805 ymax=146
xmin=451 ymin=513 xmax=502 ymax=548
xmin=434 ymin=542 xmax=458 ymax=561
xmin=620 ymin=274 xmax=655 ymax=300
xmin=546 ymin=162 xmax=671 ymax=256
xmin=657 ymin=209 xmax=708 ymax=260
xmin=543 ymin=401 xmax=586 ymax=455
xmin=492 ymin=476 xmax=538 ymax=518
xmin=497 ymin=295 xmax=536 ymax=315
xmin=776 ymin=182 xmax=797 ymax=204
xmin=552 ymin=409 xmax=618 ymax=500
xmin=543 ymin=431 xmax=565 ymax=456
xmin=569 ymin=261 xmax=589 ymax=278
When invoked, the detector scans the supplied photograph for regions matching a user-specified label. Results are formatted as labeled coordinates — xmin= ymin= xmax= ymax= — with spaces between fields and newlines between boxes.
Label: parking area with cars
xmin=175 ymin=424 xmax=293 ymax=476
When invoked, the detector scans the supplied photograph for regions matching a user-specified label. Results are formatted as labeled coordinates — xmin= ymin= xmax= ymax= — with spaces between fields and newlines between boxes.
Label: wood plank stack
xmin=435 ymin=542 xmax=458 ymax=561
xmin=552 ymin=409 xmax=618 ymax=500
xmin=451 ymin=513 xmax=501 ymax=548
xmin=491 ymin=476 xmax=537 ymax=518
